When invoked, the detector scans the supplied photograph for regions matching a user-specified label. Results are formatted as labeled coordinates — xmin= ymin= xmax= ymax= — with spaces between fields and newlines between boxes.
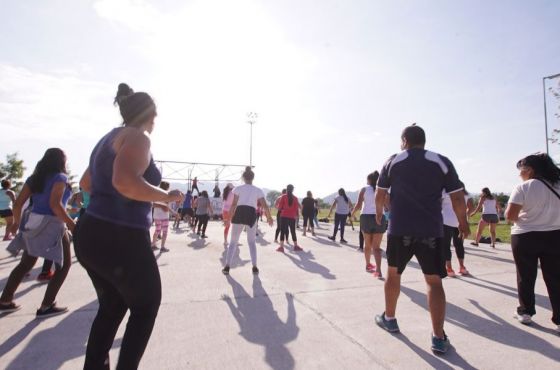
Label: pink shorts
xmin=155 ymin=219 xmax=169 ymax=234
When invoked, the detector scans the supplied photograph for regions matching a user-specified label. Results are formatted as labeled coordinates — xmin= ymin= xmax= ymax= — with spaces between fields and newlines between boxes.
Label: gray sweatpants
xmin=226 ymin=223 xmax=257 ymax=267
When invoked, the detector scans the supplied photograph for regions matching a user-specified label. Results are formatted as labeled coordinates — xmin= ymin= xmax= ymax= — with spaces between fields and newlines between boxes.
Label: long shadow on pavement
xmin=220 ymin=245 xmax=250 ymax=269
xmin=400 ymin=286 xmax=560 ymax=362
xmin=223 ymin=275 xmax=299 ymax=370
xmin=282 ymin=251 xmax=336 ymax=280
xmin=4 ymin=300 xmax=123 ymax=370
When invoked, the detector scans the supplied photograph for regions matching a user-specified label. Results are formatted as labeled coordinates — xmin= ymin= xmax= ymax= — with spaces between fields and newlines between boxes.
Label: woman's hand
xmin=166 ymin=190 xmax=184 ymax=203
xmin=10 ymin=222 xmax=19 ymax=235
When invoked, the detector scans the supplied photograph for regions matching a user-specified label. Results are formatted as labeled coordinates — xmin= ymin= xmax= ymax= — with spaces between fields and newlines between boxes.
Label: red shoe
xmin=37 ymin=271 xmax=54 ymax=282
xmin=3 ymin=235 xmax=13 ymax=241
xmin=293 ymin=245 xmax=303 ymax=252
xmin=459 ymin=266 xmax=469 ymax=275
xmin=446 ymin=268 xmax=456 ymax=278
xmin=373 ymin=271 xmax=382 ymax=279
xmin=366 ymin=263 xmax=376 ymax=273
xmin=276 ymin=246 xmax=285 ymax=253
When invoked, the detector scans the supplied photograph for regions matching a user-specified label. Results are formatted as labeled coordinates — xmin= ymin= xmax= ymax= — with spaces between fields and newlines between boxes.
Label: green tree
xmin=0 ymin=152 xmax=26 ymax=191
xmin=266 ymin=190 xmax=281 ymax=207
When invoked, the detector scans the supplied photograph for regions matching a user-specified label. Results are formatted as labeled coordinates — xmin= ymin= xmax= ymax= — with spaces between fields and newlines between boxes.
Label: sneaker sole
xmin=431 ymin=346 xmax=449 ymax=354
xmin=0 ymin=306 xmax=22 ymax=314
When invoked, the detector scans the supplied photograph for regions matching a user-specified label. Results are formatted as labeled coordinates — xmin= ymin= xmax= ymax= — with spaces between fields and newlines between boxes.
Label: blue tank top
xmin=0 ymin=189 xmax=12 ymax=210
xmin=86 ymin=128 xmax=162 ymax=229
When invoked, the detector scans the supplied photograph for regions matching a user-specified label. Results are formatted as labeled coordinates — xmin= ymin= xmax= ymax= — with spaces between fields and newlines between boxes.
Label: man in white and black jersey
xmin=374 ymin=124 xmax=470 ymax=354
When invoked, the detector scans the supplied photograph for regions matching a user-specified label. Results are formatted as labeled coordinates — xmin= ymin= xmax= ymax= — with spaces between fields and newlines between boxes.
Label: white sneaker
xmin=514 ymin=312 xmax=532 ymax=325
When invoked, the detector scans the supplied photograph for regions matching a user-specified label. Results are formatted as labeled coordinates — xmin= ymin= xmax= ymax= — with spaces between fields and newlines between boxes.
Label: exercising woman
xmin=0 ymin=179 xmax=16 ymax=241
xmin=222 ymin=183 xmax=234 ymax=245
xmin=470 ymin=187 xmax=502 ymax=248
xmin=195 ymin=190 xmax=213 ymax=238
xmin=328 ymin=188 xmax=353 ymax=243
xmin=276 ymin=185 xmax=302 ymax=252
xmin=301 ymin=191 xmax=316 ymax=237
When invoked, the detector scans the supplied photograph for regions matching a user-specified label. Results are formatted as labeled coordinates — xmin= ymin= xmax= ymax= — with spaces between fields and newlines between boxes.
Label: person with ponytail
xmin=222 ymin=183 xmax=235 ymax=246
xmin=328 ymin=188 xmax=353 ymax=243
xmin=301 ymin=191 xmax=316 ymax=237
xmin=222 ymin=167 xmax=273 ymax=275
xmin=469 ymin=187 xmax=502 ymax=248
xmin=74 ymin=83 xmax=183 ymax=369
xmin=276 ymin=184 xmax=302 ymax=252
xmin=506 ymin=153 xmax=560 ymax=330
xmin=351 ymin=171 xmax=387 ymax=277
xmin=0 ymin=148 xmax=74 ymax=318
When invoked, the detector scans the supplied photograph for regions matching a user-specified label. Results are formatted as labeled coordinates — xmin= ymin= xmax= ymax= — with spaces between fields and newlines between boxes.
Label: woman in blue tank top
xmin=74 ymin=83 xmax=183 ymax=370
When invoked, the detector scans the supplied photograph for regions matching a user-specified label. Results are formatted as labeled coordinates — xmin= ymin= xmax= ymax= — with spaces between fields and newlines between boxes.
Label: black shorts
xmin=386 ymin=234 xmax=447 ymax=278
xmin=181 ymin=208 xmax=194 ymax=217
xmin=482 ymin=214 xmax=499 ymax=224
xmin=360 ymin=214 xmax=387 ymax=234
xmin=0 ymin=209 xmax=13 ymax=218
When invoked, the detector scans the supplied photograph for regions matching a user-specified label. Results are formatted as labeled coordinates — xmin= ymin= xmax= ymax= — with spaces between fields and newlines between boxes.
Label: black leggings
xmin=332 ymin=213 xmax=348 ymax=239
xmin=302 ymin=213 xmax=314 ymax=228
xmin=511 ymin=229 xmax=560 ymax=324
xmin=197 ymin=214 xmax=209 ymax=235
xmin=280 ymin=217 xmax=297 ymax=242
xmin=275 ymin=212 xmax=290 ymax=240
xmin=74 ymin=214 xmax=161 ymax=370
xmin=443 ymin=225 xmax=465 ymax=260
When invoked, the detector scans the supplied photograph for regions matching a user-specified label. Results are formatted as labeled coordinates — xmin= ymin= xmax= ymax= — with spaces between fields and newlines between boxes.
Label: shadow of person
xmin=4 ymin=300 xmax=122 ymax=370
xmin=222 ymin=275 xmax=299 ymax=370
xmin=220 ymin=245 xmax=250 ymax=269
xmin=282 ymin=251 xmax=336 ymax=280
xmin=255 ymin=229 xmax=271 ymax=246
xmin=400 ymin=286 xmax=560 ymax=362
xmin=188 ymin=239 xmax=209 ymax=250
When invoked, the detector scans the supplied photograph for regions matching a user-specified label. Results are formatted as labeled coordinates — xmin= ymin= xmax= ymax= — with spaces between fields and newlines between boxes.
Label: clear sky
xmin=1 ymin=0 xmax=559 ymax=197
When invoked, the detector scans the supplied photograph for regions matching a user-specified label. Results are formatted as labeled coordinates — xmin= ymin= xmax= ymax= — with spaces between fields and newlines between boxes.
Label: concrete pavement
xmin=0 ymin=220 xmax=558 ymax=369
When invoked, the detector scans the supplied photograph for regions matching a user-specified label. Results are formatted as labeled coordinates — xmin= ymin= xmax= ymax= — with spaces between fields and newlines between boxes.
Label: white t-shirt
xmin=361 ymin=186 xmax=376 ymax=215
xmin=233 ymin=184 xmax=265 ymax=209
xmin=442 ymin=193 xmax=470 ymax=228
xmin=482 ymin=198 xmax=497 ymax=215
xmin=153 ymin=202 xmax=170 ymax=220
xmin=509 ymin=179 xmax=560 ymax=234
xmin=335 ymin=195 xmax=350 ymax=215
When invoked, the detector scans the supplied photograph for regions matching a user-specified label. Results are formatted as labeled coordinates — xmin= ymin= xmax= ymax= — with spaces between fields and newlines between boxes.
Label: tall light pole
xmin=543 ymin=72 xmax=560 ymax=155
xmin=247 ymin=112 xmax=258 ymax=167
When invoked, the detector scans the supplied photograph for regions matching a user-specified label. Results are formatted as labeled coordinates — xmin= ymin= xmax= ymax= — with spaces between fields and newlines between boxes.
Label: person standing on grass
xmin=222 ymin=167 xmax=273 ymax=275
xmin=505 ymin=153 xmax=560 ymax=332
xmin=0 ymin=148 xmax=74 ymax=318
xmin=195 ymin=191 xmax=213 ymax=238
xmin=152 ymin=181 xmax=175 ymax=252
xmin=442 ymin=186 xmax=474 ymax=277
xmin=374 ymin=124 xmax=469 ymax=354
xmin=74 ymin=83 xmax=183 ymax=369
xmin=470 ymin=187 xmax=502 ymax=248
xmin=276 ymin=184 xmax=302 ymax=252
xmin=301 ymin=191 xmax=316 ymax=237
xmin=222 ymin=183 xmax=235 ymax=246
xmin=327 ymin=188 xmax=353 ymax=243
xmin=1 ymin=179 xmax=16 ymax=241
xmin=352 ymin=171 xmax=388 ymax=278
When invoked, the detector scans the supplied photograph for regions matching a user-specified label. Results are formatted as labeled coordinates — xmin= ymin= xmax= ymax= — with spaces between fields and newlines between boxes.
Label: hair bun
xmin=245 ymin=166 xmax=252 ymax=172
xmin=114 ymin=83 xmax=134 ymax=105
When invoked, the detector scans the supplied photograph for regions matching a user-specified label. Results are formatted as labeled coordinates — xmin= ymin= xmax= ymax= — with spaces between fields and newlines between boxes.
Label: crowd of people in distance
xmin=1 ymin=83 xmax=559 ymax=368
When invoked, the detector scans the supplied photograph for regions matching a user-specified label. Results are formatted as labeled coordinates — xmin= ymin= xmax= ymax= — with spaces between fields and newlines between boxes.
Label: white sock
xmin=384 ymin=314 xmax=396 ymax=321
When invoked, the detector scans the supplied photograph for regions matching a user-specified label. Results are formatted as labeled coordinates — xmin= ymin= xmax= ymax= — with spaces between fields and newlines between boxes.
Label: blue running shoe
xmin=431 ymin=333 xmax=450 ymax=354
xmin=375 ymin=312 xmax=400 ymax=333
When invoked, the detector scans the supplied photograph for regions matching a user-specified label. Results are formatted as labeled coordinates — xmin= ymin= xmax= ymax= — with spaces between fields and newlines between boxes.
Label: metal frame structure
xmin=543 ymin=72 xmax=560 ymax=155
xmin=154 ymin=160 xmax=252 ymax=191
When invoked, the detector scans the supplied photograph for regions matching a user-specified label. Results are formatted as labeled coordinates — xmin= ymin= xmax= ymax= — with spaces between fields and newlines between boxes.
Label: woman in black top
xmin=302 ymin=191 xmax=316 ymax=237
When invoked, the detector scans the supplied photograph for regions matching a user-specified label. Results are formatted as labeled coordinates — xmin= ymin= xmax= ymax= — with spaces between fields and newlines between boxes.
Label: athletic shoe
xmin=470 ymin=242 xmax=479 ymax=246
xmin=431 ymin=333 xmax=450 ymax=354
xmin=514 ymin=312 xmax=532 ymax=325
xmin=276 ymin=246 xmax=285 ymax=253
xmin=373 ymin=271 xmax=382 ymax=279
xmin=446 ymin=268 xmax=456 ymax=278
xmin=160 ymin=247 xmax=170 ymax=252
xmin=375 ymin=312 xmax=400 ymax=333
xmin=151 ymin=244 xmax=159 ymax=251
xmin=340 ymin=239 xmax=348 ymax=243
xmin=252 ymin=266 xmax=259 ymax=274
xmin=36 ymin=304 xmax=68 ymax=319
xmin=327 ymin=236 xmax=335 ymax=241
xmin=196 ymin=231 xmax=201 ymax=236
xmin=459 ymin=266 xmax=469 ymax=275
xmin=201 ymin=234 xmax=208 ymax=239
xmin=0 ymin=302 xmax=21 ymax=313
xmin=312 ymin=232 xmax=316 ymax=237
xmin=366 ymin=264 xmax=375 ymax=273
xmin=37 ymin=271 xmax=54 ymax=282
xmin=222 ymin=266 xmax=230 ymax=275
xmin=491 ymin=244 xmax=496 ymax=249
xmin=294 ymin=245 xmax=303 ymax=252
xmin=358 ymin=247 xmax=364 ymax=252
